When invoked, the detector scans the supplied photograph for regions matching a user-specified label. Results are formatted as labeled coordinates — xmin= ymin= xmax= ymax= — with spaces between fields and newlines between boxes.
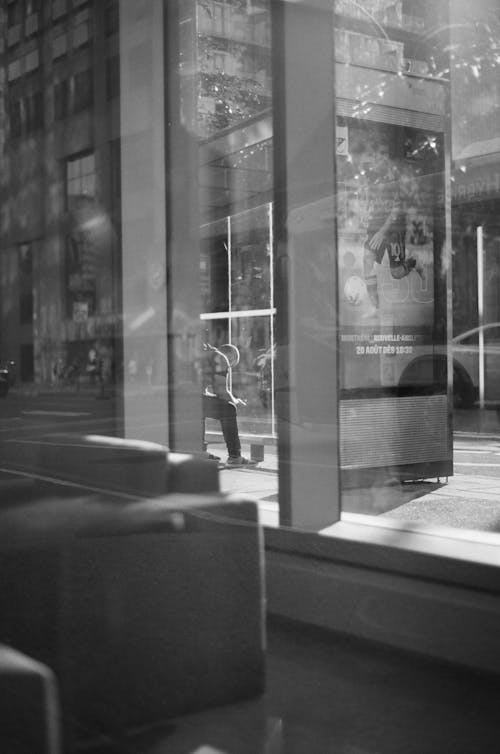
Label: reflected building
xmin=449 ymin=0 xmax=500 ymax=404
xmin=0 ymin=0 xmax=121 ymax=385
xmin=1 ymin=0 xmax=500 ymax=440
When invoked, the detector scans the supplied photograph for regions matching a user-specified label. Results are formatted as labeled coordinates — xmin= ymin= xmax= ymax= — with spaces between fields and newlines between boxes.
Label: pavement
xmin=205 ymin=437 xmax=280 ymax=528
xmin=7 ymin=383 xmax=500 ymax=533
xmin=209 ymin=413 xmax=500 ymax=534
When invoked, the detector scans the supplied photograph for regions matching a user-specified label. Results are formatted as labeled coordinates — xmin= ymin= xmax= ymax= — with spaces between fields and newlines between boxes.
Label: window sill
xmin=264 ymin=516 xmax=500 ymax=673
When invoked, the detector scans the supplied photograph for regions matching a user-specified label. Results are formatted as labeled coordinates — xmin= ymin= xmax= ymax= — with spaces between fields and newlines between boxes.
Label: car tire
xmin=453 ymin=367 xmax=476 ymax=409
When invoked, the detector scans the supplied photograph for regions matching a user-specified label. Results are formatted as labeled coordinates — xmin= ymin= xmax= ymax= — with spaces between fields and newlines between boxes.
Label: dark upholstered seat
xmin=0 ymin=491 xmax=265 ymax=751
xmin=0 ymin=644 xmax=62 ymax=754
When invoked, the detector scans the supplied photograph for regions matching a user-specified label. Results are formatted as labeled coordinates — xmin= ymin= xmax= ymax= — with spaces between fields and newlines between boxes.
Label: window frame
xmin=264 ymin=520 xmax=500 ymax=674
xmin=73 ymin=68 xmax=94 ymax=113
xmin=259 ymin=0 xmax=500 ymax=674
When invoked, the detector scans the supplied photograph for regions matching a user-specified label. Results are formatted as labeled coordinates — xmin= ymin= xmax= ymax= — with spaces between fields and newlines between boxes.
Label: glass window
xmin=18 ymin=243 xmax=34 ymax=325
xmin=104 ymin=0 xmax=119 ymax=37
xmin=66 ymin=152 xmax=95 ymax=199
xmin=172 ymin=0 xmax=500 ymax=541
xmin=25 ymin=3 xmax=41 ymax=38
xmin=106 ymin=55 xmax=120 ymax=100
xmin=24 ymin=48 xmax=40 ymax=73
xmin=73 ymin=20 xmax=91 ymax=49
xmin=52 ymin=0 xmax=67 ymax=20
xmin=52 ymin=32 xmax=68 ymax=60
xmin=7 ymin=59 xmax=22 ymax=81
xmin=25 ymin=90 xmax=43 ymax=132
xmin=73 ymin=68 xmax=93 ymax=112
xmin=7 ymin=1 xmax=22 ymax=29
xmin=2 ymin=0 xmax=500 ymax=677
xmin=26 ymin=0 xmax=41 ymax=15
xmin=54 ymin=79 xmax=68 ymax=120
xmin=8 ymin=98 xmax=22 ymax=137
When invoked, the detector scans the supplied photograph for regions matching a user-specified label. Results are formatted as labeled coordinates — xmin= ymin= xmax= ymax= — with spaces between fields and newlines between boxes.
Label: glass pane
xmin=230 ymin=205 xmax=272 ymax=313
xmin=3 ymin=0 xmax=500 ymax=546
xmin=331 ymin=0 xmax=500 ymax=537
xmin=229 ymin=314 xmax=274 ymax=434
xmin=333 ymin=1 xmax=451 ymax=515
xmin=181 ymin=0 xmax=276 ymax=491
xmin=200 ymin=218 xmax=229 ymax=313
xmin=0 ymin=1 xmax=170 ymax=506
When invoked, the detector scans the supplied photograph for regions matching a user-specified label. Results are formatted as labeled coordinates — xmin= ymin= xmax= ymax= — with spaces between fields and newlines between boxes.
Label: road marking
xmin=454 ymin=461 xmax=500 ymax=467
xmin=21 ymin=410 xmax=90 ymax=417
xmin=454 ymin=448 xmax=495 ymax=454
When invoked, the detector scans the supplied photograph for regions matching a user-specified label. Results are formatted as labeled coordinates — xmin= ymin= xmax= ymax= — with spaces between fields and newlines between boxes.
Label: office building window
xmin=7 ymin=59 xmax=22 ymax=81
xmin=26 ymin=0 xmax=41 ymax=14
xmin=18 ymin=243 xmax=34 ymax=325
xmin=105 ymin=0 xmax=119 ymax=37
xmin=66 ymin=152 xmax=96 ymax=200
xmin=25 ymin=90 xmax=43 ymax=133
xmin=24 ymin=48 xmax=40 ymax=74
xmin=52 ymin=0 xmax=67 ymax=21
xmin=8 ymin=98 xmax=22 ymax=138
xmin=73 ymin=21 xmax=90 ymax=48
xmin=65 ymin=153 xmax=98 ymax=320
xmin=7 ymin=0 xmax=22 ymax=28
xmin=52 ymin=32 xmax=68 ymax=60
xmin=106 ymin=55 xmax=120 ymax=101
xmin=73 ymin=68 xmax=93 ymax=112
xmin=54 ymin=79 xmax=68 ymax=120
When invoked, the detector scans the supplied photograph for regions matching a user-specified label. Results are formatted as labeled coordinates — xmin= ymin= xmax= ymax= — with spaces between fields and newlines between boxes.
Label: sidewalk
xmin=10 ymin=383 xmax=500 ymax=533
xmin=209 ymin=427 xmax=500 ymax=534
xmin=206 ymin=438 xmax=279 ymax=527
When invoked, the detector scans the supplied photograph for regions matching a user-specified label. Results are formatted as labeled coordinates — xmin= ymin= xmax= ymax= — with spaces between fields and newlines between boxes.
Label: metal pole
xmin=477 ymin=225 xmax=485 ymax=409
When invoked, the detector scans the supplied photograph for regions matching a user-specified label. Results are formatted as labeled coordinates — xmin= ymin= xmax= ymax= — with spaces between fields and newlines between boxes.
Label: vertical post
xmin=119 ymin=0 xmax=169 ymax=444
xmin=272 ymin=0 xmax=340 ymax=530
xmin=477 ymin=225 xmax=485 ymax=409
xmin=269 ymin=202 xmax=276 ymax=438
xmin=164 ymin=0 xmax=203 ymax=453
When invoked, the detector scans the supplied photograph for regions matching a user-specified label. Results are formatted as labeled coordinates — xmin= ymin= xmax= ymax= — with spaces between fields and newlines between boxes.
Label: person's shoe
xmin=226 ymin=455 xmax=255 ymax=468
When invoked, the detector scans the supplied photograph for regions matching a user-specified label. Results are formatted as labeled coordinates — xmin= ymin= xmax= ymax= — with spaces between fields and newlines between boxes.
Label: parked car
xmin=255 ymin=326 xmax=500 ymax=411
xmin=399 ymin=323 xmax=500 ymax=409
xmin=451 ymin=323 xmax=500 ymax=406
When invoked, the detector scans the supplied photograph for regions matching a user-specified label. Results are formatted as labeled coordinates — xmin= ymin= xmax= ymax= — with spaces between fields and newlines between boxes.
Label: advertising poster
xmin=337 ymin=119 xmax=442 ymax=394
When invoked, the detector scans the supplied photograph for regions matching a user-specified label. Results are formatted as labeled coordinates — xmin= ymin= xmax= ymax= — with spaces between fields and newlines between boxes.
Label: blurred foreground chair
xmin=0 ymin=644 xmax=62 ymax=753
xmin=0 ymin=437 xmax=265 ymax=752
xmin=0 ymin=432 xmax=219 ymax=498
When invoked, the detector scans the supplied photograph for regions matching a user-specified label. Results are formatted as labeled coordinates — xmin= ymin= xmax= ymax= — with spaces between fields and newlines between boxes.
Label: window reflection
xmin=200 ymin=204 xmax=275 ymax=457
xmin=2 ymin=0 xmax=500 ymax=538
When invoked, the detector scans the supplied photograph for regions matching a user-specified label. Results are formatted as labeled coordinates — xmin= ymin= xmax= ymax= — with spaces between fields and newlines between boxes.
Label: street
xmin=2 ymin=389 xmax=500 ymax=532
xmin=0 ymin=388 xmax=119 ymax=436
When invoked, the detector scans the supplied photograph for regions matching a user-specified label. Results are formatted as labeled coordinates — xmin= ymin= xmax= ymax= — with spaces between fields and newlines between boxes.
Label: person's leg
xmin=363 ymin=245 xmax=379 ymax=313
xmin=202 ymin=394 xmax=222 ymax=459
xmin=203 ymin=395 xmax=241 ymax=458
xmin=217 ymin=401 xmax=242 ymax=458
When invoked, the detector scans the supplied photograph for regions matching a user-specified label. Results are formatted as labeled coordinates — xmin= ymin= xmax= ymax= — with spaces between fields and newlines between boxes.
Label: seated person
xmin=202 ymin=342 xmax=253 ymax=468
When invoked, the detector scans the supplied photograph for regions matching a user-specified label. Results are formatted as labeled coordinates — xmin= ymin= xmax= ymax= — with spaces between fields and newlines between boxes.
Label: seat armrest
xmin=0 ymin=644 xmax=61 ymax=754
xmin=1 ymin=433 xmax=219 ymax=497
